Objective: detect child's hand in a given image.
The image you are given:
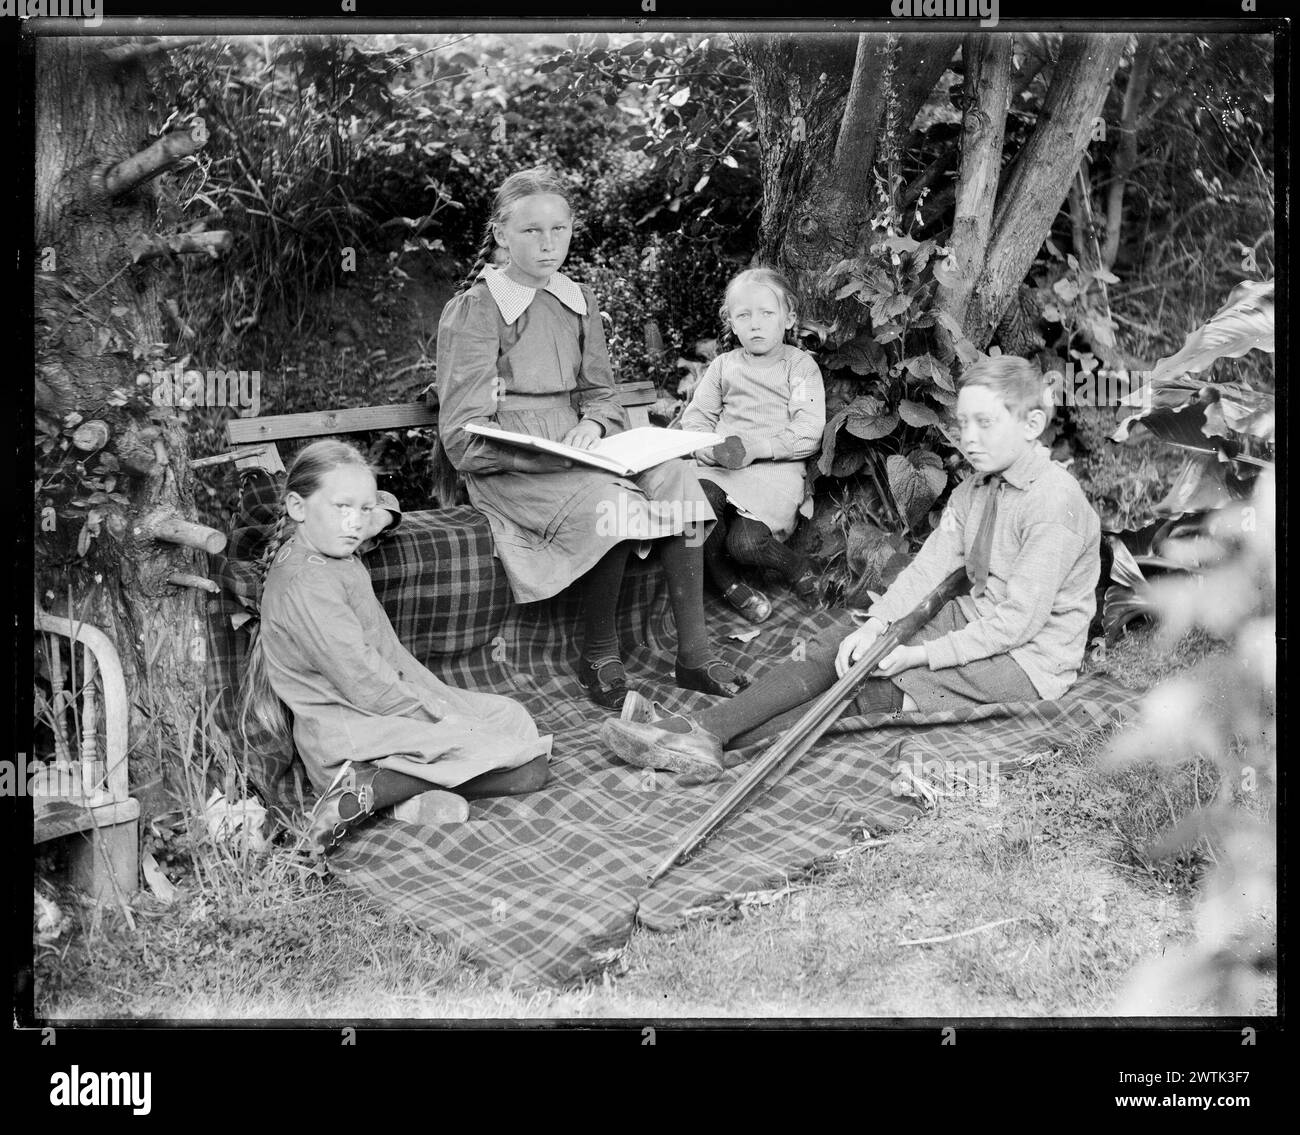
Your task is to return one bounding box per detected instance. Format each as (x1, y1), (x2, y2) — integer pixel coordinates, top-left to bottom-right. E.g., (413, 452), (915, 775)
(562, 420), (603, 450)
(710, 435), (749, 469)
(872, 643), (926, 678)
(835, 618), (887, 678)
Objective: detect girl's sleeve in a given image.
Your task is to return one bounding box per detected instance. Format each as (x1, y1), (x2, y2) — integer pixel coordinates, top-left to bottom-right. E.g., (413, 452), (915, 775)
(574, 285), (626, 437)
(434, 290), (520, 474)
(274, 567), (447, 721)
(746, 354), (827, 462)
(680, 357), (725, 434)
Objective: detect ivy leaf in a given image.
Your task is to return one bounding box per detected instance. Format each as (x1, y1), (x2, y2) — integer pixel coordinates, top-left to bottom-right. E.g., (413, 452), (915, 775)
(669, 86), (691, 107)
(1053, 277), (1080, 303)
(898, 399), (940, 427)
(935, 310), (980, 365)
(825, 334), (887, 376)
(886, 452), (946, 528)
(902, 354), (943, 382)
(845, 395), (898, 441)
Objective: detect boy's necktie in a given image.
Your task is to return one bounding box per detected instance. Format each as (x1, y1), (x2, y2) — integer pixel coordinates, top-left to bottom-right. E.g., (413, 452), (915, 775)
(967, 473), (1003, 598)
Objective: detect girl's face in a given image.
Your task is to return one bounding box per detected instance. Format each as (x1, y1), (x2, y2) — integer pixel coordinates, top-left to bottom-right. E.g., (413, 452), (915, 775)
(286, 465), (378, 559)
(727, 283), (793, 356)
(493, 193), (572, 288)
(955, 384), (1043, 475)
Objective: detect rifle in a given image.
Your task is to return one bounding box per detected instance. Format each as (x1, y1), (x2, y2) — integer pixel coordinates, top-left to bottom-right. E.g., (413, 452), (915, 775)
(646, 566), (970, 887)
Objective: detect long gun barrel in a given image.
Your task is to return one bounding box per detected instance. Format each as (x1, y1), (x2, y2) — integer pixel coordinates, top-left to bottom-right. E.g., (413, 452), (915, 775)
(646, 566), (970, 887)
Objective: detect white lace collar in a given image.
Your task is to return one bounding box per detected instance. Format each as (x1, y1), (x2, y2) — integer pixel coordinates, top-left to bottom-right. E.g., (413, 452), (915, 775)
(479, 265), (588, 324)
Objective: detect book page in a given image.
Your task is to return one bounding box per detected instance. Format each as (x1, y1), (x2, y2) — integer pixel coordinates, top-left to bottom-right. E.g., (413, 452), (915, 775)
(591, 427), (723, 470)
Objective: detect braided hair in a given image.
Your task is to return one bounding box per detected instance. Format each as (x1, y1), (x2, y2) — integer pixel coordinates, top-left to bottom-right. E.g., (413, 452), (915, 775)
(237, 439), (374, 748)
(455, 166), (575, 293)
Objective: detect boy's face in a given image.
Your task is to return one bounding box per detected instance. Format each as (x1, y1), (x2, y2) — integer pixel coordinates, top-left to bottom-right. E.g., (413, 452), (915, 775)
(286, 465), (378, 559)
(956, 384), (1044, 475)
(493, 193), (572, 288)
(727, 283), (793, 356)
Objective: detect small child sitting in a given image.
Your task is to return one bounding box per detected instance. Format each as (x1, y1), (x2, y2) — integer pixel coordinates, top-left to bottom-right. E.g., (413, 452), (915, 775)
(681, 267), (826, 622)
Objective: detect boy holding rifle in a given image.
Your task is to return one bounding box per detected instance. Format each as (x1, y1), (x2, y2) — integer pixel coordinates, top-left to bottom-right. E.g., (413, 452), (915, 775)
(602, 356), (1101, 783)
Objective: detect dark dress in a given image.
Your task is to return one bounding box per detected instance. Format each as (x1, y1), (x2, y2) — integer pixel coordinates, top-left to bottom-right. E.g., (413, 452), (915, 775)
(260, 535), (551, 794)
(435, 267), (714, 603)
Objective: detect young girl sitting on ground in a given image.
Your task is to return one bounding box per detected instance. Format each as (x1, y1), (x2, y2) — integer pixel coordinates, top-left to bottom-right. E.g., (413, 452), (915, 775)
(603, 356), (1101, 782)
(436, 166), (749, 709)
(681, 268), (826, 622)
(240, 440), (552, 856)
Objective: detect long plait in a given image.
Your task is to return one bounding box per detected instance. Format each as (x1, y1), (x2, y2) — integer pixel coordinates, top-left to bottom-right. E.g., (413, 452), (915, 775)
(457, 225), (498, 294)
(237, 504), (293, 750)
(256, 509), (290, 589)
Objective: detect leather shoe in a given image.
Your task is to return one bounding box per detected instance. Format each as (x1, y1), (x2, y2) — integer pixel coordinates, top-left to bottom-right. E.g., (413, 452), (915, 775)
(306, 762), (378, 857)
(574, 655), (629, 710)
(723, 581), (773, 623)
(599, 716), (725, 783)
(675, 659), (751, 697)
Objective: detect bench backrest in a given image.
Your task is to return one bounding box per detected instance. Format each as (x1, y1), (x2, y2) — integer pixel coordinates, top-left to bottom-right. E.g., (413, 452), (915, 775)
(224, 382), (659, 474)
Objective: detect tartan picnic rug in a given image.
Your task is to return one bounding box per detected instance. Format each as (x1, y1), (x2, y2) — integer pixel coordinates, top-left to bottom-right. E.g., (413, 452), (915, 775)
(207, 473), (1144, 987)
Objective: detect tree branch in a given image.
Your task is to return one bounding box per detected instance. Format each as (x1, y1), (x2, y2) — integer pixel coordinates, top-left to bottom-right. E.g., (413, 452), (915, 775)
(833, 34), (891, 193)
(937, 34), (1011, 332)
(101, 37), (206, 64)
(1102, 35), (1152, 269)
(92, 131), (205, 199)
(967, 33), (1126, 346)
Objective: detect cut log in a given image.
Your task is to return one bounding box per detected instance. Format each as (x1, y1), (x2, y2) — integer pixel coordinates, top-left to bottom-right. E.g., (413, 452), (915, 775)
(129, 230), (233, 264)
(136, 510), (226, 555)
(71, 420), (111, 453)
(92, 130), (206, 199)
(167, 573), (220, 594)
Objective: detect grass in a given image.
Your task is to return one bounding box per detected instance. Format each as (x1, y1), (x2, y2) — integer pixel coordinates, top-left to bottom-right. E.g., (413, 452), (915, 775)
(32, 624), (1275, 1021)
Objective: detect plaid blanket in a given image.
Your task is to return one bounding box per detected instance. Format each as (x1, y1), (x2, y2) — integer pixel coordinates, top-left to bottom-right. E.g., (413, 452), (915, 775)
(206, 474), (1143, 986)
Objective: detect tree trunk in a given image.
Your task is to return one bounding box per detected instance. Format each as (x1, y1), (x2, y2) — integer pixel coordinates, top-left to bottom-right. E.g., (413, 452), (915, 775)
(962, 33), (1127, 347)
(35, 38), (213, 816)
(732, 31), (960, 338)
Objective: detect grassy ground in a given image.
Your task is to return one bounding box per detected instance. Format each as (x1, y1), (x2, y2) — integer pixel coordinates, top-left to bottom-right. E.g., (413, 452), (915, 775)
(33, 625), (1275, 1021)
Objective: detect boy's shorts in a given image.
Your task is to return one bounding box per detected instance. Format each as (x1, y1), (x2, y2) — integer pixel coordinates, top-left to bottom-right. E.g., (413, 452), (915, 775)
(807, 599), (1038, 713)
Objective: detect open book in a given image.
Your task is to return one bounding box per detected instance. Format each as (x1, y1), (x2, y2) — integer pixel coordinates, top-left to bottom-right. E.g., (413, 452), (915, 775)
(464, 423), (725, 476)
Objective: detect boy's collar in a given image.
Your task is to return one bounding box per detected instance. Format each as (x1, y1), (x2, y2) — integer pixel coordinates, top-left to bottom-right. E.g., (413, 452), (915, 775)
(479, 265), (587, 324)
(990, 443), (1050, 490)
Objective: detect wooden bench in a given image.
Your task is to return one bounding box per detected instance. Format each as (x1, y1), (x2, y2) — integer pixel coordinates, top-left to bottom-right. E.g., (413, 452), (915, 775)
(216, 382), (659, 475)
(33, 610), (140, 902)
